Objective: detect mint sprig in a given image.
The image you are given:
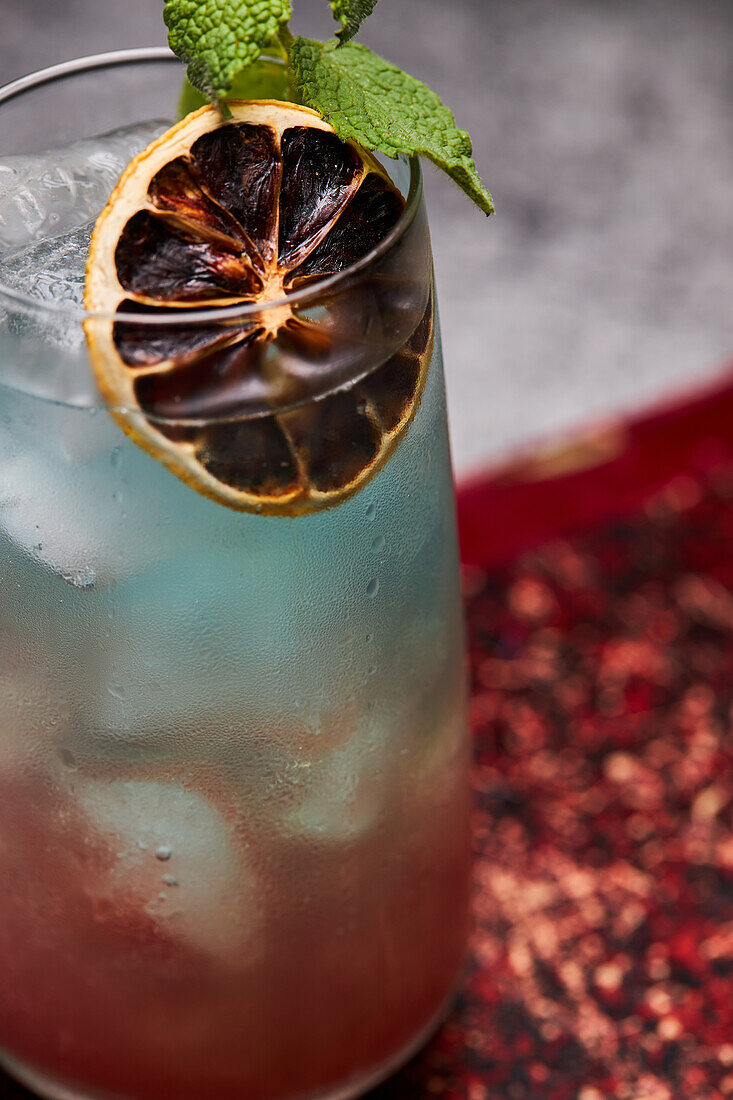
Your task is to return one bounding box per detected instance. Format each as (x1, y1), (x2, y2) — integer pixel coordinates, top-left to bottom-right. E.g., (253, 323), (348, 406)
(164, 0), (493, 215)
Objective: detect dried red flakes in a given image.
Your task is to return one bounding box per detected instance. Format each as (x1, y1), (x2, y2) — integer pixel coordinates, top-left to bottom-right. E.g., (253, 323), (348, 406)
(373, 463), (733, 1100)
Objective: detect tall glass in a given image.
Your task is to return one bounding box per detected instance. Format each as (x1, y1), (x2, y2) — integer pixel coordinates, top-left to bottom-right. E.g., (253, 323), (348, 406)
(0, 51), (470, 1100)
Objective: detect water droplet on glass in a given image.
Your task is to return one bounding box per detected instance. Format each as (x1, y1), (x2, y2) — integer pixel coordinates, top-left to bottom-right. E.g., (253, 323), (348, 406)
(88, 407), (98, 417)
(368, 665), (377, 676)
(107, 681), (125, 700)
(162, 873), (178, 886)
(366, 578), (379, 598)
(366, 503), (376, 520)
(155, 846), (172, 862)
(366, 633), (373, 643)
(371, 534), (385, 551)
(137, 839), (149, 851)
(59, 747), (77, 770)
(110, 447), (122, 468)
(61, 565), (96, 589)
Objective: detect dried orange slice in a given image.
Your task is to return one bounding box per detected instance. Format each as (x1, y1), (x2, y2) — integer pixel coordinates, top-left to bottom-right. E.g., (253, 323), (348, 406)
(84, 101), (433, 515)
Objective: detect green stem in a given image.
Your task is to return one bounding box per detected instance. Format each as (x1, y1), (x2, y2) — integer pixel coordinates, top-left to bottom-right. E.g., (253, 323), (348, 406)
(277, 25), (295, 56)
(276, 25), (300, 103)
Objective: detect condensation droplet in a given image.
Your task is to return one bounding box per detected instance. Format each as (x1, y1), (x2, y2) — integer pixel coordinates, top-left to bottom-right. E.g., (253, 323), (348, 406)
(155, 846), (172, 862)
(366, 503), (376, 520)
(366, 578), (379, 598)
(366, 633), (373, 643)
(110, 448), (122, 468)
(368, 665), (377, 676)
(371, 534), (385, 551)
(162, 873), (178, 887)
(61, 565), (96, 589)
(107, 681), (125, 700)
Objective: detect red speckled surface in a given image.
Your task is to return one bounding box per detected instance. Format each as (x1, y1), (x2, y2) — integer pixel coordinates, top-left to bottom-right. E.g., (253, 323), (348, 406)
(3, 377), (733, 1100)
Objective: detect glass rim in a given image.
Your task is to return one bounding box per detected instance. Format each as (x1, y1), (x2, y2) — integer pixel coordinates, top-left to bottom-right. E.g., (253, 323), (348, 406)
(0, 47), (424, 326)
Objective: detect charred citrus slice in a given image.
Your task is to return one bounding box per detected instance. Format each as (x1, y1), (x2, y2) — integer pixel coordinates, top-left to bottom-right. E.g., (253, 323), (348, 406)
(84, 101), (432, 515)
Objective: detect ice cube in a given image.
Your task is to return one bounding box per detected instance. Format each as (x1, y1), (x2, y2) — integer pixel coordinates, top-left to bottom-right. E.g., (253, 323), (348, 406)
(76, 778), (263, 961)
(0, 120), (170, 249)
(0, 221), (92, 308)
(0, 394), (184, 584)
(0, 222), (94, 351)
(278, 715), (390, 843)
(0, 120), (170, 360)
(0, 422), (119, 582)
(0, 649), (65, 775)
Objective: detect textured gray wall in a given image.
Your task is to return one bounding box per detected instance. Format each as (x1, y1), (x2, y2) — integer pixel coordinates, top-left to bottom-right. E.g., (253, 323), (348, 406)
(2, 0), (732, 474)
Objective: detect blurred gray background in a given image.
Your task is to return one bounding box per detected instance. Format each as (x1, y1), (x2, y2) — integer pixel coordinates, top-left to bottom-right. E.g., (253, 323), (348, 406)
(2, 0), (732, 475)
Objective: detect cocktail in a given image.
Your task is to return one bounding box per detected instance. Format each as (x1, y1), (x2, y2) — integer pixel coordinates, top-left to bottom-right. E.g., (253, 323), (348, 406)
(0, 7), (490, 1097)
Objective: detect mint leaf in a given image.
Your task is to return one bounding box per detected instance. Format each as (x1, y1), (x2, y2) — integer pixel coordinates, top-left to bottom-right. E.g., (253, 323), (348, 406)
(331, 0), (379, 45)
(164, 0), (292, 102)
(290, 39), (493, 215)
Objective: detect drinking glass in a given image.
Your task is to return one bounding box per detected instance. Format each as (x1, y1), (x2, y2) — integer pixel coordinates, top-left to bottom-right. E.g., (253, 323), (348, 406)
(0, 50), (471, 1100)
